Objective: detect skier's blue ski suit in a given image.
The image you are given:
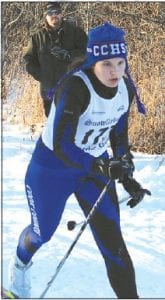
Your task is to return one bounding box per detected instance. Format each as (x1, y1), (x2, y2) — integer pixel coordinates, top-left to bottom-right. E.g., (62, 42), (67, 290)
(17, 70), (138, 298)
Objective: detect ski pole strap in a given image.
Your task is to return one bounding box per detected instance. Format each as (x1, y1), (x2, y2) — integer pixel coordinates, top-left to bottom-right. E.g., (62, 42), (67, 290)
(39, 178), (112, 298)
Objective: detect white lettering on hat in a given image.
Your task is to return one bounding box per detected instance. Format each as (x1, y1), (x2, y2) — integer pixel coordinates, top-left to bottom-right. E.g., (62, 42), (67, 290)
(101, 45), (108, 55)
(92, 43), (127, 57)
(110, 43), (120, 54)
(121, 43), (127, 53)
(93, 45), (100, 56)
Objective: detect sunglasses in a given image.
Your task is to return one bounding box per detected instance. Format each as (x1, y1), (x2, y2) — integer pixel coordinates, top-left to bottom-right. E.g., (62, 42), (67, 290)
(47, 9), (62, 16)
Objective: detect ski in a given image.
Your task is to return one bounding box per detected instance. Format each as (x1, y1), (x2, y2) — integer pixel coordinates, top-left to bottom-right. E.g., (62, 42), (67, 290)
(1, 287), (19, 299)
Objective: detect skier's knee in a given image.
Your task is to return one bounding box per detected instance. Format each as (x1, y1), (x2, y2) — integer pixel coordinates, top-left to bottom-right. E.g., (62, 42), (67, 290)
(17, 226), (44, 263)
(17, 225), (54, 260)
(22, 226), (44, 253)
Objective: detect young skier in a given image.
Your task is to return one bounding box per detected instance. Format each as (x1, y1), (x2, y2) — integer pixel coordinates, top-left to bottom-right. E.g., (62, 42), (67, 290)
(8, 22), (150, 298)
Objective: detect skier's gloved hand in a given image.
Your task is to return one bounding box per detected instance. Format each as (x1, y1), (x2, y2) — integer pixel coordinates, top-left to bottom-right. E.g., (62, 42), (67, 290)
(119, 150), (135, 178)
(51, 46), (70, 62)
(121, 176), (151, 208)
(92, 157), (133, 180)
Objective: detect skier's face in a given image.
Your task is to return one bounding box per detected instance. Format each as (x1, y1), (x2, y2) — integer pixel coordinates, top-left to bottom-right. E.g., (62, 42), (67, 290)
(46, 10), (62, 29)
(93, 57), (126, 88)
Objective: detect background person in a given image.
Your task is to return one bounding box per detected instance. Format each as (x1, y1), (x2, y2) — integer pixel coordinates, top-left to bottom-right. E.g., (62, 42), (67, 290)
(23, 2), (87, 117)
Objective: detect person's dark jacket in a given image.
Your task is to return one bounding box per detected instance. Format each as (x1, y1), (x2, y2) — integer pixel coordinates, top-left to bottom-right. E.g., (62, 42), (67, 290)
(23, 20), (87, 91)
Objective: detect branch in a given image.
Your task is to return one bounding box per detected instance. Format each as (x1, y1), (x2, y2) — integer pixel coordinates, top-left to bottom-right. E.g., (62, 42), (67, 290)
(5, 9), (24, 29)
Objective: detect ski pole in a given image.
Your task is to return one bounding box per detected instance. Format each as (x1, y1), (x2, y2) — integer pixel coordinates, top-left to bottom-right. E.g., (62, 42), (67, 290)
(39, 178), (112, 298)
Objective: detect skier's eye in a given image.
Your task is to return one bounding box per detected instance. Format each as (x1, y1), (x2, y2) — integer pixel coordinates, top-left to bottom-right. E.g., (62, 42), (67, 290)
(118, 59), (125, 66)
(102, 61), (111, 67)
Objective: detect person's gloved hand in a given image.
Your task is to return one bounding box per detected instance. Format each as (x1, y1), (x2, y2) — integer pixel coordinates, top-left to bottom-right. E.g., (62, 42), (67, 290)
(120, 151), (135, 178)
(51, 46), (70, 62)
(122, 176), (151, 208)
(92, 157), (133, 180)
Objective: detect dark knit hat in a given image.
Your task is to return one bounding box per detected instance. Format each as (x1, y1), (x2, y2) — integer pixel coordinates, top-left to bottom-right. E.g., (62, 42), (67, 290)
(46, 2), (62, 15)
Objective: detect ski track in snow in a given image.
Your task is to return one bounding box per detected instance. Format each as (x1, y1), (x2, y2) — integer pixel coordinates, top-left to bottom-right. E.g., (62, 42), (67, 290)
(2, 122), (165, 299)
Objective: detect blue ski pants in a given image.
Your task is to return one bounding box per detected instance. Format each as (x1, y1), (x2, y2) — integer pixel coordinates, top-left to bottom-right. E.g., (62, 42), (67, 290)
(17, 138), (138, 298)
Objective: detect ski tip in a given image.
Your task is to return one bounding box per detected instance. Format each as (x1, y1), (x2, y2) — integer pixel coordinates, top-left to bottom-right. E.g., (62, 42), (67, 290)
(1, 288), (19, 299)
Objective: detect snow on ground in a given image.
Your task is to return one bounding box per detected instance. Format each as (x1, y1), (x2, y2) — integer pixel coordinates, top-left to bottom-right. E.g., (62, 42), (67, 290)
(2, 121), (165, 299)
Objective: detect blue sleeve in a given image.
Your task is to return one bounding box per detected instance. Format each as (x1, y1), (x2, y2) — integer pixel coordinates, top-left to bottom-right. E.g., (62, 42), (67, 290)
(53, 80), (95, 173)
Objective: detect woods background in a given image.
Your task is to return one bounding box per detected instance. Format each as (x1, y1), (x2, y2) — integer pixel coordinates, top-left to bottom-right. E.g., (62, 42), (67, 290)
(1, 1), (165, 154)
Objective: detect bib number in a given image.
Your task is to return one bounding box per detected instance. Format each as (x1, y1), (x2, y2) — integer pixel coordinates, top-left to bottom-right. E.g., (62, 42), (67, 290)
(82, 127), (109, 145)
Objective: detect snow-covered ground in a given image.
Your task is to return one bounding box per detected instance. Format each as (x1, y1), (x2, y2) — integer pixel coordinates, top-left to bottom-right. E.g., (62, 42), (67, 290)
(2, 121), (165, 299)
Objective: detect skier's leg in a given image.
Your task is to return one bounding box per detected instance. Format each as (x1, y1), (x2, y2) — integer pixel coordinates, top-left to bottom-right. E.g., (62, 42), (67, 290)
(9, 142), (79, 297)
(17, 159), (77, 264)
(9, 161), (69, 297)
(75, 176), (138, 299)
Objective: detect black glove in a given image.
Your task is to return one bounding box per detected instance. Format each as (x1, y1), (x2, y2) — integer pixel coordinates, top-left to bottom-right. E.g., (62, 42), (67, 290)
(50, 46), (70, 62)
(92, 157), (133, 180)
(122, 176), (151, 208)
(119, 151), (135, 178)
